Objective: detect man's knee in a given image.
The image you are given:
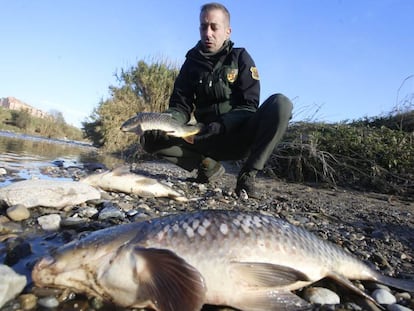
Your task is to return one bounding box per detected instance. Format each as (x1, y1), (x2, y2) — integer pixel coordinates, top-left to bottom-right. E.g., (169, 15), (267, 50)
(261, 93), (293, 119)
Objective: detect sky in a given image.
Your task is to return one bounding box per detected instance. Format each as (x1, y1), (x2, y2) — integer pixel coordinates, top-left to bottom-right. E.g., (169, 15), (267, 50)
(1, 0), (413, 128)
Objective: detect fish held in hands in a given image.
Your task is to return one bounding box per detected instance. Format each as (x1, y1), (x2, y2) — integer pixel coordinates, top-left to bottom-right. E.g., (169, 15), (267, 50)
(80, 166), (187, 202)
(32, 210), (414, 311)
(120, 112), (202, 144)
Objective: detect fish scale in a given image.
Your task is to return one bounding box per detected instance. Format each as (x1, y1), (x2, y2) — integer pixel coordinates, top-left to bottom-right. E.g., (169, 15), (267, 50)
(32, 210), (414, 311)
(137, 211), (353, 271)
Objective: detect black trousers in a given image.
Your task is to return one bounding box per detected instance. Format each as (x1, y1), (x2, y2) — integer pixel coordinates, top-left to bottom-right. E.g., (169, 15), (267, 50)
(141, 93), (293, 172)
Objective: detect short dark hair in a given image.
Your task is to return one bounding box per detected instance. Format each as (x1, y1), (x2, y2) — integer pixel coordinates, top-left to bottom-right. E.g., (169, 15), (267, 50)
(200, 3), (230, 25)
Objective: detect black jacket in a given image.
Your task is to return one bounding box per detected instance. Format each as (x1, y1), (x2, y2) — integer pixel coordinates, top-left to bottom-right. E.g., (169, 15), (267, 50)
(167, 40), (260, 133)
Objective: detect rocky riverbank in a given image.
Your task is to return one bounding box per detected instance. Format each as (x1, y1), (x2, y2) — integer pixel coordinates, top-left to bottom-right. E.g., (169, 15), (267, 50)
(0, 159), (413, 310)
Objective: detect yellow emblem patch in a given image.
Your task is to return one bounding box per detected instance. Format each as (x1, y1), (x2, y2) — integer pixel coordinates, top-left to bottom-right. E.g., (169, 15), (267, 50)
(250, 66), (259, 80)
(227, 69), (238, 83)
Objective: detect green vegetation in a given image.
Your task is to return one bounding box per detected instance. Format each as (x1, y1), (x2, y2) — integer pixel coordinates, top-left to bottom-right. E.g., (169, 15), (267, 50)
(0, 107), (84, 141)
(82, 58), (179, 152)
(83, 59), (413, 196)
(268, 110), (413, 196)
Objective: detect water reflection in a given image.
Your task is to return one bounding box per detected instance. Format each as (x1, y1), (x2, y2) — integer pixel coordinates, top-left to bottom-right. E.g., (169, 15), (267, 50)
(0, 131), (123, 185)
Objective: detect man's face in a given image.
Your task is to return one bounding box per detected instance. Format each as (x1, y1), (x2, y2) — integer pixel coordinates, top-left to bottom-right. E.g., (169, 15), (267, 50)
(199, 9), (231, 53)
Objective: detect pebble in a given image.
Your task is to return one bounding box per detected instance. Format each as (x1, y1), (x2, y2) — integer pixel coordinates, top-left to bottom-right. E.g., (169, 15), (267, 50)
(60, 216), (88, 228)
(98, 206), (125, 220)
(132, 212), (151, 221)
(37, 296), (59, 308)
(37, 214), (62, 231)
(0, 222), (22, 235)
(118, 201), (134, 211)
(90, 297), (105, 309)
(18, 294), (37, 310)
(197, 184), (207, 192)
(372, 288), (397, 305)
(77, 206), (99, 218)
(344, 302), (363, 311)
(396, 292), (412, 302)
(57, 288), (76, 302)
(303, 287), (340, 305)
(0, 167), (7, 175)
(6, 205), (31, 221)
(387, 304), (413, 311)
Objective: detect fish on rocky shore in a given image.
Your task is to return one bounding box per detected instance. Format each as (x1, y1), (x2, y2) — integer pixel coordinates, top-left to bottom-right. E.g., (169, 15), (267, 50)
(32, 210), (414, 311)
(80, 167), (188, 202)
(120, 112), (202, 144)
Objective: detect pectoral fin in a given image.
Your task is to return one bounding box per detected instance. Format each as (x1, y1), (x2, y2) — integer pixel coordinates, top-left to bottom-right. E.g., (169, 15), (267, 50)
(230, 262), (311, 287)
(132, 247), (206, 311)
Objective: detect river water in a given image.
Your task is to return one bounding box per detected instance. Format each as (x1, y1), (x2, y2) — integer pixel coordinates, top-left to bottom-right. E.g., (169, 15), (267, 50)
(0, 130), (122, 186)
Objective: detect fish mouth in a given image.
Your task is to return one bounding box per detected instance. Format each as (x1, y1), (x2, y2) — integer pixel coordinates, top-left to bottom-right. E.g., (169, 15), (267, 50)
(32, 256), (57, 286)
(120, 123), (143, 135)
(32, 255), (104, 298)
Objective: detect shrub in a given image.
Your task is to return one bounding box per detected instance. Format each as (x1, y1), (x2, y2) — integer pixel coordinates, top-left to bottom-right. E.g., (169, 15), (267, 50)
(268, 114), (414, 196)
(12, 109), (32, 129)
(83, 58), (179, 151)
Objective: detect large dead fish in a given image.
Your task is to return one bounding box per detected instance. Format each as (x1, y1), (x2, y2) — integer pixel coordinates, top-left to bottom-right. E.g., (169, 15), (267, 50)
(80, 167), (187, 202)
(120, 112), (202, 144)
(32, 210), (414, 311)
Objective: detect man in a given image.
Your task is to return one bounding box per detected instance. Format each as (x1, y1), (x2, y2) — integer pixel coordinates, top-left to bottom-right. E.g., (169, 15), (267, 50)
(141, 2), (292, 198)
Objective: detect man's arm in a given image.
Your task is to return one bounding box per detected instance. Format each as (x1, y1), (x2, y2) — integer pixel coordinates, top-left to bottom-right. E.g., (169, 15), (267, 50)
(221, 49), (260, 132)
(165, 60), (194, 125)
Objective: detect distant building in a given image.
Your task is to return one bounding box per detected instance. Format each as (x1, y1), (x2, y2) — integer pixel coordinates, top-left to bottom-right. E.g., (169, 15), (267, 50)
(0, 97), (50, 119)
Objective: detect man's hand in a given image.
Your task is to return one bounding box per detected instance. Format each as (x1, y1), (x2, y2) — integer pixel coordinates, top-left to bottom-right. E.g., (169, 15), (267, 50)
(193, 122), (224, 142)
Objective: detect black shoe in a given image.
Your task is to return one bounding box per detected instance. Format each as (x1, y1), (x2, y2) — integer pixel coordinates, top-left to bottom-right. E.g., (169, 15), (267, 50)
(236, 169), (259, 199)
(193, 157), (225, 183)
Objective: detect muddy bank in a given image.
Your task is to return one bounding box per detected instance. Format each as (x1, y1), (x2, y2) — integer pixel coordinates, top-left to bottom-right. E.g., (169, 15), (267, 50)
(0, 159), (413, 310)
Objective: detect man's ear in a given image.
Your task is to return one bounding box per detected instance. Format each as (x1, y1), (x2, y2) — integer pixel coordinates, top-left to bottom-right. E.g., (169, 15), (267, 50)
(226, 27), (232, 39)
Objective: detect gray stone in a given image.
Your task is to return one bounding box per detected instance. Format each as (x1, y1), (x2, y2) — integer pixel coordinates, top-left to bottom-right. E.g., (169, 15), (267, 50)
(18, 293), (37, 310)
(6, 205), (30, 221)
(0, 179), (101, 209)
(373, 288), (397, 305)
(38, 214), (61, 231)
(60, 217), (88, 228)
(37, 296), (59, 308)
(0, 264), (27, 308)
(98, 206), (125, 220)
(77, 206), (99, 218)
(303, 287), (340, 305)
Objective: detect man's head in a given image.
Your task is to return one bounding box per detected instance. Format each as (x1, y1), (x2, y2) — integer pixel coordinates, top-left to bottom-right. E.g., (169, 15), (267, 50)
(199, 3), (231, 53)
